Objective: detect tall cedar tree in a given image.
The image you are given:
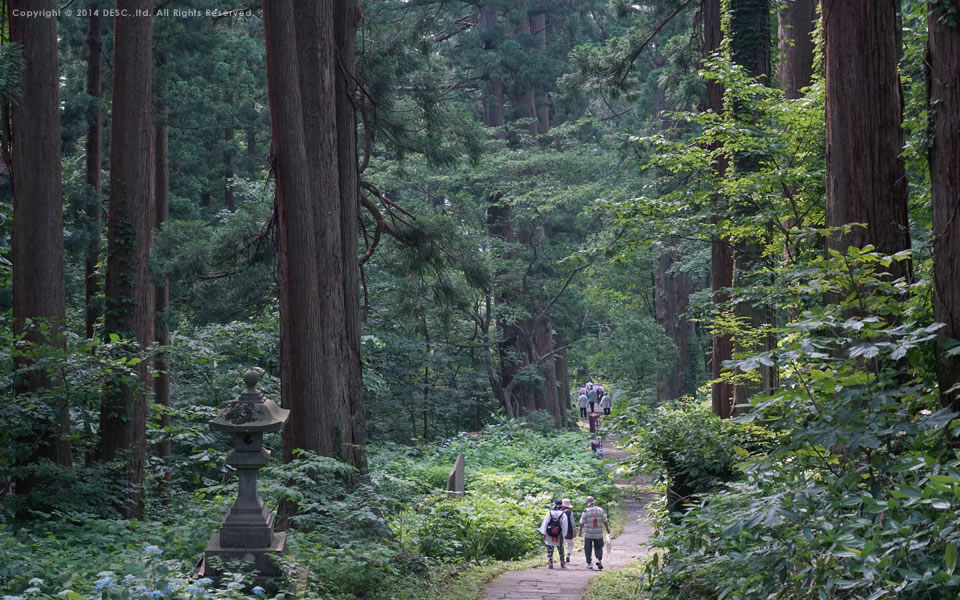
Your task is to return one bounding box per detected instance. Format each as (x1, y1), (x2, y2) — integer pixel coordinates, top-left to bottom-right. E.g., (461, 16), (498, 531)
(261, 0), (331, 463)
(823, 0), (911, 279)
(930, 2), (960, 411)
(728, 0), (772, 416)
(261, 0), (367, 473)
(153, 49), (171, 495)
(334, 0), (368, 471)
(291, 0), (343, 459)
(703, 0), (734, 418)
(510, 0), (538, 137)
(10, 0), (72, 489)
(777, 0), (817, 99)
(100, 0), (154, 520)
(655, 246), (695, 403)
(84, 5), (103, 339)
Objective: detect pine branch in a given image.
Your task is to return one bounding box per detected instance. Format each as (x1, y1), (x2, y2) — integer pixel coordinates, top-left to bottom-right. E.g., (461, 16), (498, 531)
(610, 0), (695, 86)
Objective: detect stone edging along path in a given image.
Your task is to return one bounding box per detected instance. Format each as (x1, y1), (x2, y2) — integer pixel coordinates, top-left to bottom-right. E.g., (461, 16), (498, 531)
(480, 435), (655, 600)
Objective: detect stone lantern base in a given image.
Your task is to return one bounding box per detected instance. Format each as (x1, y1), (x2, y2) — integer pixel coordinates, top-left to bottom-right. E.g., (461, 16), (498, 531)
(203, 532), (287, 579)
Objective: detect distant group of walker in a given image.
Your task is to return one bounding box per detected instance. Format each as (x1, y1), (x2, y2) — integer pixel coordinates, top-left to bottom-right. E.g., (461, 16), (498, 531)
(577, 381), (611, 418)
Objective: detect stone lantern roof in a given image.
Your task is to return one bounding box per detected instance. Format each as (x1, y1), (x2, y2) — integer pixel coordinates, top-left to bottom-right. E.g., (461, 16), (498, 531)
(209, 370), (289, 433)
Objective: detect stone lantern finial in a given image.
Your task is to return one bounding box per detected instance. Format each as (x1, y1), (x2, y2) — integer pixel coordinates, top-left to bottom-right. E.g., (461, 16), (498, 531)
(243, 369), (259, 392)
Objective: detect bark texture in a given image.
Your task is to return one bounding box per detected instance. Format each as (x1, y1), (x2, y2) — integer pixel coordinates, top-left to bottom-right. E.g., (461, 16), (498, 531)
(535, 319), (561, 428)
(777, 0), (818, 98)
(704, 0), (734, 418)
(293, 0), (345, 460)
(555, 347), (570, 427)
(930, 2), (960, 411)
(84, 4), (102, 340)
(100, 0), (154, 519)
(823, 0), (911, 280)
(262, 0), (330, 461)
(334, 0), (368, 471)
(154, 49), (171, 495)
(10, 0), (71, 477)
(530, 11), (550, 134)
(480, 2), (504, 129)
(655, 247), (695, 403)
(510, 0), (538, 137)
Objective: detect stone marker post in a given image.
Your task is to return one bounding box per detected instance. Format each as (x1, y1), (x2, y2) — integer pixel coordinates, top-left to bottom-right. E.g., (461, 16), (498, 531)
(446, 453), (465, 496)
(203, 370), (290, 579)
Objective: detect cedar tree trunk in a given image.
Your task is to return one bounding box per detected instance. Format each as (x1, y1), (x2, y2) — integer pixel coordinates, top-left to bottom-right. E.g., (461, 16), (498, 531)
(777, 0), (817, 98)
(100, 0), (155, 519)
(930, 1), (960, 411)
(10, 0), (71, 483)
(704, 0), (734, 417)
(823, 0), (911, 280)
(153, 49), (171, 495)
(261, 0), (330, 463)
(84, 4), (102, 339)
(334, 0), (368, 471)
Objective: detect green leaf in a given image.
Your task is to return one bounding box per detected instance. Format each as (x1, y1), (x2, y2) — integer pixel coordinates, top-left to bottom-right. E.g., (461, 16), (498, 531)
(946, 542), (957, 576)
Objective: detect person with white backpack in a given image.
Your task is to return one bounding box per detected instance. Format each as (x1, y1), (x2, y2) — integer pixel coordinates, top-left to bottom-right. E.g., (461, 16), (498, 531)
(539, 499), (570, 569)
(585, 383), (598, 413)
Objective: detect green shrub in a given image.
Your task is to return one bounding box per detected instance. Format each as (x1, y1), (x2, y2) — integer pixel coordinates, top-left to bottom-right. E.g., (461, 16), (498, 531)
(396, 493), (543, 563)
(521, 410), (560, 436)
(619, 398), (778, 513)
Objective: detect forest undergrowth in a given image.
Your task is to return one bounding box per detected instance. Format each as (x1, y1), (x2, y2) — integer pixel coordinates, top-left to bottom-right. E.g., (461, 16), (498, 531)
(0, 419), (615, 600)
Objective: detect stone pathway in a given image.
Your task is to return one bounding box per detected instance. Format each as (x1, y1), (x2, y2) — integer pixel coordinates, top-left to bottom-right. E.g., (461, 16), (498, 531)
(480, 434), (655, 600)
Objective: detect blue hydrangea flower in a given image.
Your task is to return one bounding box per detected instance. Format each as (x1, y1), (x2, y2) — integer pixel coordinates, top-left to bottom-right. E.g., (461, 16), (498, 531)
(27, 579), (43, 587)
(148, 590), (165, 599)
(144, 545), (163, 557)
(251, 586), (266, 596)
(95, 576), (114, 590)
(225, 582), (241, 590)
(196, 578), (213, 587)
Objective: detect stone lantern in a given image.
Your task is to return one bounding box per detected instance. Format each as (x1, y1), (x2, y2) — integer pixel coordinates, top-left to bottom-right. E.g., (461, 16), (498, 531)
(203, 369), (289, 578)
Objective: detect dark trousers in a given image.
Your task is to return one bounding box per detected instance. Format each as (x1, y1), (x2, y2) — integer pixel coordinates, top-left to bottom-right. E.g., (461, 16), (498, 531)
(580, 406), (587, 418)
(584, 537), (604, 564)
(589, 402), (595, 413)
(546, 543), (565, 564)
(604, 408), (610, 415)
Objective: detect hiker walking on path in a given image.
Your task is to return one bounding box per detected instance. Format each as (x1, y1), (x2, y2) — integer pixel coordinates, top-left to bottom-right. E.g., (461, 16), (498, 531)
(578, 495), (611, 570)
(600, 391), (611, 415)
(578, 390), (588, 418)
(561, 498), (576, 564)
(539, 500), (570, 569)
(586, 383), (598, 413)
